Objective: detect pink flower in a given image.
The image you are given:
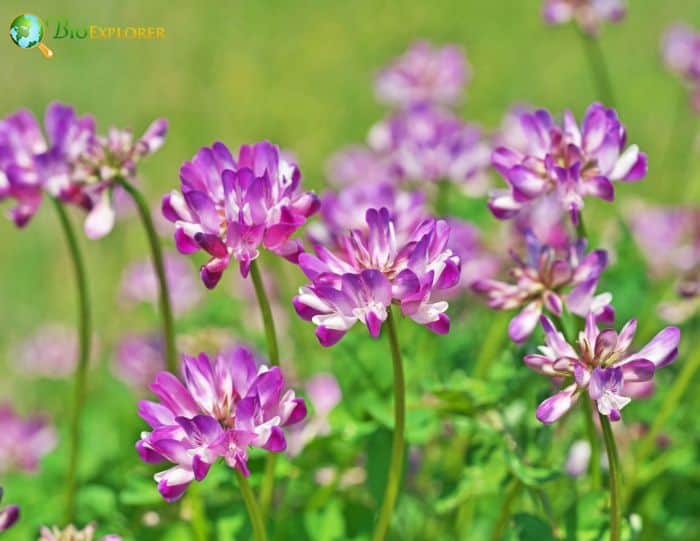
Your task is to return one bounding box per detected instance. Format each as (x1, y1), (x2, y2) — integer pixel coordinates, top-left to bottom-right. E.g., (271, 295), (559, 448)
(136, 346), (306, 501)
(473, 233), (613, 343)
(162, 141), (319, 288)
(0, 404), (57, 474)
(543, 0), (626, 35)
(375, 41), (470, 107)
(38, 524), (121, 541)
(287, 373), (341, 456)
(294, 208), (460, 345)
(527, 314), (680, 423)
(113, 334), (166, 391)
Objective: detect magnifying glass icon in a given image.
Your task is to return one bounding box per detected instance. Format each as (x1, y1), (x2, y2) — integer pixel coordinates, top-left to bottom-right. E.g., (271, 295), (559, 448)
(9, 14), (54, 59)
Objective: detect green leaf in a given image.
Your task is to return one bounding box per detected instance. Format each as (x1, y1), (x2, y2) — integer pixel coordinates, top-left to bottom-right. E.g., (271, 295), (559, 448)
(428, 371), (506, 416)
(512, 513), (556, 541)
(505, 449), (560, 487)
(304, 501), (346, 541)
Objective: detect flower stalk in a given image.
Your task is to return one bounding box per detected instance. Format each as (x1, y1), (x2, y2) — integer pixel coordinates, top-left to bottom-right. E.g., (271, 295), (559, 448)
(599, 413), (622, 541)
(117, 178), (177, 373)
(579, 30), (616, 107)
(53, 198), (91, 522)
(236, 470), (269, 541)
(372, 306), (406, 541)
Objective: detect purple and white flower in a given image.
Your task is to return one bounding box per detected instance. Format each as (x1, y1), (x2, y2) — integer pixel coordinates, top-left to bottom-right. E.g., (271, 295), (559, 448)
(473, 233), (613, 343)
(526, 314), (680, 423)
(543, 0), (626, 35)
(489, 103), (647, 223)
(375, 41), (470, 108)
(325, 146), (399, 186)
(136, 346), (306, 501)
(294, 207), (460, 345)
(444, 218), (500, 294)
(162, 141), (319, 288)
(369, 104), (491, 195)
(0, 404), (57, 474)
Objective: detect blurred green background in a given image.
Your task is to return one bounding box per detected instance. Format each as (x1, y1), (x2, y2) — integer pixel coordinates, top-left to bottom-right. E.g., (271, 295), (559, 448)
(1, 1), (699, 540)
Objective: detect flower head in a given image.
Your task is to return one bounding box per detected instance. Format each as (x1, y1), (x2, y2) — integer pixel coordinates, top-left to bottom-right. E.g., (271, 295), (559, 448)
(526, 314), (680, 423)
(136, 346), (306, 501)
(294, 207), (460, 345)
(662, 23), (700, 82)
(543, 0), (626, 34)
(0, 103), (95, 227)
(490, 103), (647, 223)
(325, 146), (399, 186)
(444, 218), (500, 293)
(0, 488), (19, 533)
(0, 404), (57, 474)
(162, 141), (319, 287)
(11, 324), (79, 378)
(375, 41), (469, 107)
(120, 252), (202, 316)
(38, 524), (121, 541)
(473, 233), (613, 343)
(369, 104), (491, 195)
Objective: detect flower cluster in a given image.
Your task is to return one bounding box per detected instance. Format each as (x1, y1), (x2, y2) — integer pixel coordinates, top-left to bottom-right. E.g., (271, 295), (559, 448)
(662, 23), (700, 112)
(374, 40), (470, 108)
(136, 346), (306, 501)
(0, 488), (19, 533)
(294, 207), (460, 345)
(113, 334), (166, 390)
(12, 324), (80, 378)
(369, 104), (491, 194)
(489, 103), (647, 223)
(0, 404), (57, 474)
(473, 233), (612, 342)
(542, 0), (626, 34)
(162, 141), (319, 287)
(0, 102), (166, 238)
(527, 314), (679, 423)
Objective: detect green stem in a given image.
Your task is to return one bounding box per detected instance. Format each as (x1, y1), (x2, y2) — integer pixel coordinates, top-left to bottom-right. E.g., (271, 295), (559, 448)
(474, 311), (510, 378)
(118, 179), (177, 373)
(53, 199), (91, 523)
(489, 479), (522, 541)
(249, 259), (281, 517)
(249, 259), (280, 365)
(372, 306), (406, 541)
(435, 180), (450, 217)
(599, 414), (622, 541)
(636, 340), (700, 464)
(235, 470), (269, 541)
(581, 395), (602, 490)
(578, 30), (615, 107)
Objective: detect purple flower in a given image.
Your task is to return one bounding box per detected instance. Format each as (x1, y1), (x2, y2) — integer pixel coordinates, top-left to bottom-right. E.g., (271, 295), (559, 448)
(0, 103), (95, 228)
(136, 346), (306, 501)
(0, 488), (19, 533)
(543, 0), (626, 35)
(662, 23), (700, 82)
(0, 404), (57, 474)
(39, 525), (121, 541)
(369, 104), (491, 195)
(473, 233), (613, 343)
(287, 373), (342, 457)
(375, 41), (470, 108)
(627, 203), (700, 278)
(310, 182), (427, 246)
(658, 271), (700, 324)
(526, 314), (680, 423)
(114, 334), (166, 391)
(0, 102), (167, 238)
(489, 103), (647, 223)
(325, 146), (400, 186)
(294, 207), (460, 345)
(119, 252), (202, 316)
(162, 141), (319, 288)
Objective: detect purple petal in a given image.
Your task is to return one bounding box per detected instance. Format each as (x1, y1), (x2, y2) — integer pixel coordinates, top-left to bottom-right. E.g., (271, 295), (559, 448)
(536, 385), (578, 424)
(625, 326), (681, 368)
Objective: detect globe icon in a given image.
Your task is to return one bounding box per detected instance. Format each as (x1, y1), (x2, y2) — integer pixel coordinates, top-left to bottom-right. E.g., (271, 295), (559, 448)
(9, 13), (53, 58)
